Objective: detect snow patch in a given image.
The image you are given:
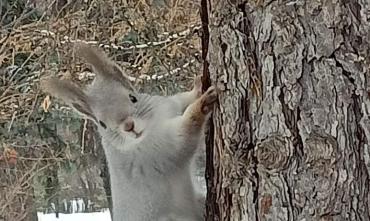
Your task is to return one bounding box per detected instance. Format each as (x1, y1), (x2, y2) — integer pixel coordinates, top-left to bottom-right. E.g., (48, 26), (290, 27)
(37, 209), (111, 221)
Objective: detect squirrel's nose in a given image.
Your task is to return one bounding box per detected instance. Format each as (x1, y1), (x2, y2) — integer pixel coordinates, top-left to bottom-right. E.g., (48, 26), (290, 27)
(123, 117), (135, 132)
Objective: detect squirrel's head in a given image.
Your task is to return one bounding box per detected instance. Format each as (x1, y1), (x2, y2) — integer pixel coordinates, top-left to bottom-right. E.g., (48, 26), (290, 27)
(41, 43), (149, 141)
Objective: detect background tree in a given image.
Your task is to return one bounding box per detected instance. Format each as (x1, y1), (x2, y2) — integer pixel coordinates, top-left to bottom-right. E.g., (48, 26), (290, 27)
(202, 0), (370, 220)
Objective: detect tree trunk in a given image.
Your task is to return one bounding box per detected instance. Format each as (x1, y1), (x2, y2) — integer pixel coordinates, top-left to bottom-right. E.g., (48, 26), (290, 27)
(81, 120), (113, 216)
(203, 0), (370, 220)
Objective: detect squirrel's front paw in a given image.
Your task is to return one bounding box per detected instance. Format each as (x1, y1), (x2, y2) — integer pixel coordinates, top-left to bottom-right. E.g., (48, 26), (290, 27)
(201, 86), (218, 114)
(193, 75), (203, 98)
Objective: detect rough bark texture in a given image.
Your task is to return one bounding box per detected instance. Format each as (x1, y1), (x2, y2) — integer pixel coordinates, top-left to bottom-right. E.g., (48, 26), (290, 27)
(81, 121), (113, 216)
(204, 0), (370, 220)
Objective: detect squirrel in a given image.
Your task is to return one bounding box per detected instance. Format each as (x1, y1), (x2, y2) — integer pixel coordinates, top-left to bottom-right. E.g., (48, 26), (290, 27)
(41, 43), (217, 221)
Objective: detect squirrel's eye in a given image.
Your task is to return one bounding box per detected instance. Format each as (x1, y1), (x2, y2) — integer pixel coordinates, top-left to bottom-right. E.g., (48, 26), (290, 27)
(129, 94), (138, 103)
(99, 120), (107, 129)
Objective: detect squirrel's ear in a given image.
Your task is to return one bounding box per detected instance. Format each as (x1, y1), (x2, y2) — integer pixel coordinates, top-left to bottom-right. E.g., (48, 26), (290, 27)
(40, 77), (98, 124)
(74, 42), (136, 91)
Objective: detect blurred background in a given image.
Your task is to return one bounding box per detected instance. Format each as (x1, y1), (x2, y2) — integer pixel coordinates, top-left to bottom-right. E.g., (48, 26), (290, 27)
(0, 0), (203, 220)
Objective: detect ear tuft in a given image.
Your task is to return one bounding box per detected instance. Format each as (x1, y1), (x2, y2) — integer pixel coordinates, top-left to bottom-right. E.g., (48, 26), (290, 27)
(74, 43), (136, 91)
(40, 77), (61, 96)
(40, 76), (98, 124)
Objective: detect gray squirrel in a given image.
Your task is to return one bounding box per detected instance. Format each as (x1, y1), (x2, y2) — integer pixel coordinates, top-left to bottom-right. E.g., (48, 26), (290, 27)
(41, 43), (217, 221)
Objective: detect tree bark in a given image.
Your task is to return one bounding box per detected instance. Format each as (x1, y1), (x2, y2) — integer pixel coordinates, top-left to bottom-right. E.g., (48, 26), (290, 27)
(203, 0), (370, 220)
(81, 121), (113, 216)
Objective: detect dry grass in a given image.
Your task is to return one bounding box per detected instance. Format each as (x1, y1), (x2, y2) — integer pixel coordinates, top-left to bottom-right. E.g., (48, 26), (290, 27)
(0, 0), (201, 220)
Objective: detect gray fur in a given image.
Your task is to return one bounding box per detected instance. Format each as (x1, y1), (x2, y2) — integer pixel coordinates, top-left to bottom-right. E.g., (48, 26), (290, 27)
(41, 43), (209, 221)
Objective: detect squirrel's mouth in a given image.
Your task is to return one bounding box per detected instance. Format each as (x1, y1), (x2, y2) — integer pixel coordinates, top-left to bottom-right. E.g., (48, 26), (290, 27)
(132, 130), (143, 138)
